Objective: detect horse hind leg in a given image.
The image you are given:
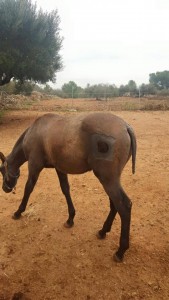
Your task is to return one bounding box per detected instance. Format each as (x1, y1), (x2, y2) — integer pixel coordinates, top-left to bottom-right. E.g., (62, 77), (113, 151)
(106, 185), (132, 262)
(97, 199), (117, 239)
(94, 170), (132, 262)
(113, 187), (132, 262)
(56, 170), (75, 228)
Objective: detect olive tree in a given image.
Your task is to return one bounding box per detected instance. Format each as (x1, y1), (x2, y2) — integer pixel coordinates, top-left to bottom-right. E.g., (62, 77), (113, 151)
(0, 0), (63, 86)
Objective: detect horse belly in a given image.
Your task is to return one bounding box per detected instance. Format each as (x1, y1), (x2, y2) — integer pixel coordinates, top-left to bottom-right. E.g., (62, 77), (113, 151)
(50, 136), (91, 174)
(55, 154), (91, 174)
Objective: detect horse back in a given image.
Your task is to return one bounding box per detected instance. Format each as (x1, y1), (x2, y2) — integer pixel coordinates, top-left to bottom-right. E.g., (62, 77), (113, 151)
(22, 113), (133, 175)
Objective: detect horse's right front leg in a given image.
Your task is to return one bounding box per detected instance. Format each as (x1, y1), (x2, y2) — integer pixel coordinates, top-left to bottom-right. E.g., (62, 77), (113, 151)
(13, 168), (41, 219)
(56, 170), (75, 228)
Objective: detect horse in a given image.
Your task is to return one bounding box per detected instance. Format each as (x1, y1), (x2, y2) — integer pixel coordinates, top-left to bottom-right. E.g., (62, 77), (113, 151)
(0, 112), (136, 262)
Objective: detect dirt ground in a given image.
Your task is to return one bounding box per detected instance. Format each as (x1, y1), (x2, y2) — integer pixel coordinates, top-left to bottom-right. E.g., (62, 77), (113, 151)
(0, 99), (169, 300)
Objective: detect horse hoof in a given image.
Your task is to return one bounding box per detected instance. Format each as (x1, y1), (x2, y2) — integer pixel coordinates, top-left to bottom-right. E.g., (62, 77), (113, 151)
(113, 253), (123, 263)
(64, 221), (74, 228)
(12, 213), (21, 220)
(96, 231), (106, 239)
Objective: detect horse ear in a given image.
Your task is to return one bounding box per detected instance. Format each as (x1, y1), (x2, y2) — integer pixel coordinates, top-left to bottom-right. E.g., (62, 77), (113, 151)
(0, 152), (6, 163)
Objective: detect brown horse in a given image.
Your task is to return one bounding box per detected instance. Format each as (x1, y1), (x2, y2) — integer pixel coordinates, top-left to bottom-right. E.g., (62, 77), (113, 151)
(0, 112), (136, 262)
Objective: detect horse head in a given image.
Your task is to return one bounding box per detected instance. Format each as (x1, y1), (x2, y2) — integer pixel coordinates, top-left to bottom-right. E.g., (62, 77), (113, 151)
(0, 152), (20, 193)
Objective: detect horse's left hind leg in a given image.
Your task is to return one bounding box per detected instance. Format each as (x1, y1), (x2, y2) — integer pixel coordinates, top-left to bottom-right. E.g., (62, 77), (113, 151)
(105, 185), (132, 262)
(97, 199), (117, 239)
(113, 187), (132, 262)
(56, 170), (75, 228)
(96, 172), (132, 262)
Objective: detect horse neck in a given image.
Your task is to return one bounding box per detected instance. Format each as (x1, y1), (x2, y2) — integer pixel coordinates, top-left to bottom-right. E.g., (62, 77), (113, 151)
(7, 129), (28, 173)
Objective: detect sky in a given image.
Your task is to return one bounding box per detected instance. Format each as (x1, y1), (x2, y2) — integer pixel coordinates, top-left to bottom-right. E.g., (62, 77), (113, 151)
(35, 0), (169, 88)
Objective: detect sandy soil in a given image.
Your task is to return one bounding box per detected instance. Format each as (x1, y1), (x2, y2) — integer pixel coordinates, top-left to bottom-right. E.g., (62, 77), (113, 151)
(0, 99), (169, 300)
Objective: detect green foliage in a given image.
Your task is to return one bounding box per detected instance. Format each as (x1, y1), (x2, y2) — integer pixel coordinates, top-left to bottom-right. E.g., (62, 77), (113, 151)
(14, 80), (35, 95)
(32, 71), (169, 99)
(0, 0), (63, 85)
(53, 89), (67, 98)
(119, 84), (129, 96)
(62, 81), (83, 98)
(58, 82), (119, 99)
(84, 83), (119, 98)
(149, 71), (169, 89)
(156, 88), (169, 96)
(33, 83), (44, 93)
(43, 84), (54, 94)
(119, 81), (138, 96)
(139, 83), (157, 96)
(128, 80), (137, 95)
(0, 80), (16, 94)
(0, 79), (35, 95)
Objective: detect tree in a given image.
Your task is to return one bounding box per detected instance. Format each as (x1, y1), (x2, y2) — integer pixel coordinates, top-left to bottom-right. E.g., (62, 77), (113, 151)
(127, 80), (137, 95)
(14, 80), (35, 95)
(106, 84), (119, 97)
(119, 84), (129, 96)
(0, 0), (63, 86)
(43, 84), (54, 94)
(84, 83), (118, 99)
(62, 81), (81, 98)
(149, 71), (169, 89)
(139, 83), (157, 96)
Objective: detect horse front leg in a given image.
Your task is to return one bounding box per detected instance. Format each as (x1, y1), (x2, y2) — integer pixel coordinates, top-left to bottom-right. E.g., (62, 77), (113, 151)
(56, 170), (75, 228)
(13, 166), (41, 219)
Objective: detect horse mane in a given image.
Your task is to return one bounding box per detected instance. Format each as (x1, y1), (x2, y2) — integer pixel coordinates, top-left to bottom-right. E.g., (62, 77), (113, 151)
(11, 127), (30, 151)
(7, 127), (30, 165)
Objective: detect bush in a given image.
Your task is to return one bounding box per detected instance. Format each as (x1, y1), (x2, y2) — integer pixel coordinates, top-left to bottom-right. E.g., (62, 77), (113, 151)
(157, 89), (169, 96)
(0, 81), (16, 94)
(14, 81), (35, 95)
(54, 89), (69, 98)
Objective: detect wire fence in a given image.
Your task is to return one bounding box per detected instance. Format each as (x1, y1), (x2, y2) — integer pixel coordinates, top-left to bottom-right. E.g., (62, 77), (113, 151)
(51, 97), (169, 112)
(1, 91), (169, 112)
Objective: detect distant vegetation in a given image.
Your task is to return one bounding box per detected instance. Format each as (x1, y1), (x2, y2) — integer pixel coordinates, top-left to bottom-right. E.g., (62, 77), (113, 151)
(0, 1), (169, 100)
(53, 71), (169, 98)
(27, 71), (169, 98)
(1, 71), (169, 99)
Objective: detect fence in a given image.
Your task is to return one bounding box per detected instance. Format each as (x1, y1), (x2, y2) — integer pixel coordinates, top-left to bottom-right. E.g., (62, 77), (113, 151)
(0, 92), (169, 112)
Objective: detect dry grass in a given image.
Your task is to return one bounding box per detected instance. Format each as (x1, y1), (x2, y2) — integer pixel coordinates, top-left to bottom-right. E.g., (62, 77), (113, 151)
(98, 97), (169, 111)
(1, 94), (169, 112)
(35, 97), (169, 112)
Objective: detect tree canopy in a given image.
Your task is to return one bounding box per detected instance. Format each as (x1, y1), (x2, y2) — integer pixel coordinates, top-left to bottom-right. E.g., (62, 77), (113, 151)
(62, 81), (83, 98)
(0, 0), (63, 86)
(149, 71), (169, 89)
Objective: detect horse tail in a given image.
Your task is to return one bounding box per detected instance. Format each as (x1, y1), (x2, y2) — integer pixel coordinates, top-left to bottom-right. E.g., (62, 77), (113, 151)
(127, 125), (137, 174)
